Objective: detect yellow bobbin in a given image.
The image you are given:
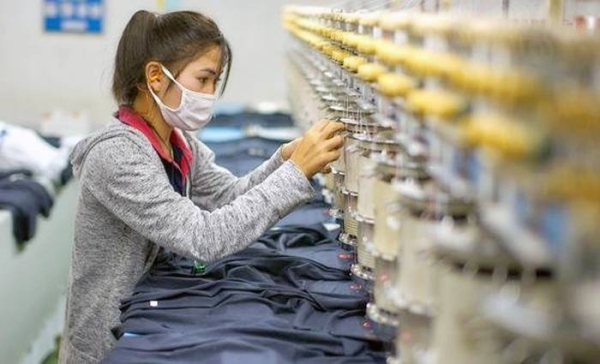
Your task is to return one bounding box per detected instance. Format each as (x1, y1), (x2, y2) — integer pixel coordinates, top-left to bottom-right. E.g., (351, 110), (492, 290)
(377, 73), (416, 98)
(357, 63), (387, 82)
(343, 56), (368, 72)
(406, 90), (466, 119)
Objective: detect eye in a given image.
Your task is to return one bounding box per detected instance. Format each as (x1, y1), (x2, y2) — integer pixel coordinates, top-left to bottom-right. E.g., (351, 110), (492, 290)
(197, 77), (208, 85)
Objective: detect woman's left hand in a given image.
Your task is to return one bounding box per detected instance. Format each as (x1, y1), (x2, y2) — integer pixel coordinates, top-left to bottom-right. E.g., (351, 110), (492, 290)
(281, 137), (302, 161)
(282, 136), (334, 174)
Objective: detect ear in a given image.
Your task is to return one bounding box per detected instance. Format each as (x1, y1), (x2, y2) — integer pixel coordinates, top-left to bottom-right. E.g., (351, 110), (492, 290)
(145, 61), (164, 93)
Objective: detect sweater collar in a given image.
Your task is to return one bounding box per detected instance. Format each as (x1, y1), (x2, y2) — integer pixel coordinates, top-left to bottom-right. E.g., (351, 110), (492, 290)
(115, 105), (192, 179)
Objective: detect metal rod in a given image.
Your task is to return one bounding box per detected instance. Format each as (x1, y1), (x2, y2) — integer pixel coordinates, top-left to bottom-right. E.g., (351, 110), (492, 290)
(441, 0), (453, 11)
(549, 0), (564, 25)
(502, 0), (510, 17)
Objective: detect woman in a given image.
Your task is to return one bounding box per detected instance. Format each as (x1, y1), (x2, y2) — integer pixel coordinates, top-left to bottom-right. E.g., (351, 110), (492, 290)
(59, 10), (344, 363)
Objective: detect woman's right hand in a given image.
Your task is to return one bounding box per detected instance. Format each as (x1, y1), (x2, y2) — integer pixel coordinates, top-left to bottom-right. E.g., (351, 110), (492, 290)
(290, 120), (345, 178)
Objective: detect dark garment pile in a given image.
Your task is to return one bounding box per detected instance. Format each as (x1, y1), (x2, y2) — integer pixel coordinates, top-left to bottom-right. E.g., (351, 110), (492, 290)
(104, 223), (385, 364)
(0, 170), (54, 244)
(0, 129), (75, 244)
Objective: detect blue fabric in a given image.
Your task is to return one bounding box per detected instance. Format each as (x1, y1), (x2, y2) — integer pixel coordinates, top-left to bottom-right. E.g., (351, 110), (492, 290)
(199, 127), (246, 143)
(0, 169), (32, 180)
(105, 327), (381, 364)
(212, 101), (247, 116)
(199, 111), (294, 144)
(276, 203), (331, 227)
(104, 224), (383, 364)
(209, 112), (294, 129)
(203, 137), (283, 176)
(203, 137), (326, 205)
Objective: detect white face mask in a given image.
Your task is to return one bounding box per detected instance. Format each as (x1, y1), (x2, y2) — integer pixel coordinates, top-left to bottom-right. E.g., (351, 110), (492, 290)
(148, 65), (216, 131)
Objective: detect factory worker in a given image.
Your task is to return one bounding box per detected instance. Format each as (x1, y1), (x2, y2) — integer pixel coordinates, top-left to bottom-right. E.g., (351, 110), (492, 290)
(59, 10), (344, 363)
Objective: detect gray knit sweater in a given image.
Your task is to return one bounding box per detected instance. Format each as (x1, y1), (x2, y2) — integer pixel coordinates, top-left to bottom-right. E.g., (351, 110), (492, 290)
(59, 120), (314, 363)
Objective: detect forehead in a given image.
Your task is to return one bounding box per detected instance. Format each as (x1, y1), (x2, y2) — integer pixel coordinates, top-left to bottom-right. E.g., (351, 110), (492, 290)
(185, 45), (222, 71)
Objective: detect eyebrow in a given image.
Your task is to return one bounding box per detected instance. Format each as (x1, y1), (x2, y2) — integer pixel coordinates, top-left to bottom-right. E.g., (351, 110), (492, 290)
(199, 68), (218, 76)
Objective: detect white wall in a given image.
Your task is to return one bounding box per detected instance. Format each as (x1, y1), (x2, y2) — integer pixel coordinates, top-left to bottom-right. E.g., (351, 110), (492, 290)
(0, 182), (78, 364)
(0, 0), (327, 129)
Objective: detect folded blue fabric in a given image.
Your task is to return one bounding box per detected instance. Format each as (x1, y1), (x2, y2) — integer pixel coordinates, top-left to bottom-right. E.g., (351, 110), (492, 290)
(107, 224), (385, 364)
(198, 127), (245, 143)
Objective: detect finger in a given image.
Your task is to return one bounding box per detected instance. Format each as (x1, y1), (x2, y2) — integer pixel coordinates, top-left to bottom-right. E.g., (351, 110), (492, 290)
(320, 166), (332, 174)
(289, 137), (302, 147)
(313, 119), (332, 132)
(324, 149), (342, 164)
(321, 121), (346, 138)
(323, 134), (344, 151)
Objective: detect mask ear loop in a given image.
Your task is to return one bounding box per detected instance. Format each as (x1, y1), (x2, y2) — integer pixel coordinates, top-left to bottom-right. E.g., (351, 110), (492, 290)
(135, 86), (163, 126)
(159, 65), (179, 86)
(162, 64), (217, 102)
(149, 65), (191, 113)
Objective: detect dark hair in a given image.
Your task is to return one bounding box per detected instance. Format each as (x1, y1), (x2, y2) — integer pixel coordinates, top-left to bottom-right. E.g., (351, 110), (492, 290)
(112, 10), (232, 105)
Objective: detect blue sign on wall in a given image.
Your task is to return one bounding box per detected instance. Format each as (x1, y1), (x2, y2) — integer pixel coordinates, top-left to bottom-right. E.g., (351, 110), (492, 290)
(44, 0), (104, 33)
